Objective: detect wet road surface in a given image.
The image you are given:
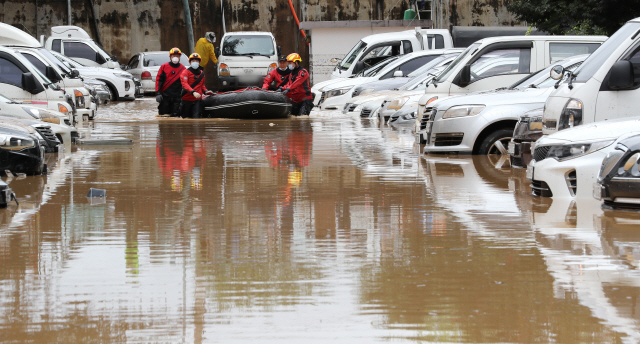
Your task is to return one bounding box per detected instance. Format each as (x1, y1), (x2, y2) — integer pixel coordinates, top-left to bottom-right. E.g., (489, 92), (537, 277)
(1, 100), (640, 343)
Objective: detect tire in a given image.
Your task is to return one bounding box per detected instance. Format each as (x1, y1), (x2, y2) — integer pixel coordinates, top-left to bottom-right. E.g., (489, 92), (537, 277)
(476, 128), (513, 155)
(102, 82), (118, 101)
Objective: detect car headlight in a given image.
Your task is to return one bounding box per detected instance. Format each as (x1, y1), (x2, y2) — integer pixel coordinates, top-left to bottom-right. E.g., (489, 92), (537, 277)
(219, 63), (230, 76)
(542, 139), (614, 161)
(0, 134), (36, 151)
(387, 96), (409, 111)
(558, 98), (583, 130)
(325, 87), (351, 100)
(357, 88), (375, 97)
(599, 144), (628, 180)
(529, 115), (543, 131)
(442, 105), (485, 119)
(74, 89), (86, 108)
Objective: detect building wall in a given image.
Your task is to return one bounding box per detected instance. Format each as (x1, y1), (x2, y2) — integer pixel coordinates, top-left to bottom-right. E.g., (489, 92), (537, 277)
(0, 0), (524, 87)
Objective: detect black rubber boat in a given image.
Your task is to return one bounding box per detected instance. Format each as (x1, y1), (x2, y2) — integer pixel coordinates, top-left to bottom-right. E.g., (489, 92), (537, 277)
(202, 88), (291, 119)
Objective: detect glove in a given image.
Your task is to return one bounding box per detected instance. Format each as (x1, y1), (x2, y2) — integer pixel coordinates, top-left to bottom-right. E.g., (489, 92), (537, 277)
(276, 87), (282, 92)
(205, 90), (214, 95)
(282, 89), (290, 95)
(193, 92), (201, 99)
(156, 94), (163, 103)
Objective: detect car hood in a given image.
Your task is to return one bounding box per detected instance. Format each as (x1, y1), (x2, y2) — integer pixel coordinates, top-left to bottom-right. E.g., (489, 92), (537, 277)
(539, 117), (640, 145)
(0, 117), (38, 135)
(383, 90), (424, 102)
(76, 66), (129, 77)
(434, 87), (553, 110)
(356, 77), (410, 92)
(352, 90), (400, 104)
(322, 77), (374, 91)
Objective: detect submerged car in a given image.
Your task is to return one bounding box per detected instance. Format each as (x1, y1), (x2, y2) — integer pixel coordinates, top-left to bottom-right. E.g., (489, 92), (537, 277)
(0, 123), (46, 176)
(528, 117), (640, 198)
(509, 108), (543, 169)
(596, 134), (640, 208)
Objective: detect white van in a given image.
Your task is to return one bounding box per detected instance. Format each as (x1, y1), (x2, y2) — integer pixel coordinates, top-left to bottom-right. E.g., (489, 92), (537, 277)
(0, 46), (73, 120)
(215, 31), (280, 90)
(44, 26), (121, 69)
(415, 35), (607, 142)
(332, 29), (453, 79)
(543, 17), (640, 135)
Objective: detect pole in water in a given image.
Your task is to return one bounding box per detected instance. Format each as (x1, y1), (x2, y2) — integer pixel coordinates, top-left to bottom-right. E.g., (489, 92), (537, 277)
(221, 0), (227, 34)
(182, 0), (195, 53)
(67, 0), (72, 25)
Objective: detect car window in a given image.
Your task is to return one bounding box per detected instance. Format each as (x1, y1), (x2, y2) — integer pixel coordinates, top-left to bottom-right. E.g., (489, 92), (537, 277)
(470, 48), (530, 83)
(21, 53), (47, 75)
(626, 46), (640, 87)
(340, 41), (366, 70)
(364, 43), (401, 60)
(51, 39), (61, 53)
(64, 42), (97, 61)
(128, 55), (139, 69)
(549, 43), (600, 64)
(143, 53), (190, 67)
(0, 57), (25, 88)
(435, 35), (444, 49)
(380, 55), (439, 79)
(402, 40), (413, 54)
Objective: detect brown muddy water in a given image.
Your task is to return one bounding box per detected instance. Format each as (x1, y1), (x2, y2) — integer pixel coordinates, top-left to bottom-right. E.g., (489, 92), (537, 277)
(1, 99), (640, 343)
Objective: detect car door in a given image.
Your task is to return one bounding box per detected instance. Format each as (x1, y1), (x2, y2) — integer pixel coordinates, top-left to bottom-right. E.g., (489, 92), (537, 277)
(595, 41), (640, 122)
(126, 54), (141, 79)
(0, 54), (34, 103)
(449, 42), (533, 95)
(62, 41), (102, 67)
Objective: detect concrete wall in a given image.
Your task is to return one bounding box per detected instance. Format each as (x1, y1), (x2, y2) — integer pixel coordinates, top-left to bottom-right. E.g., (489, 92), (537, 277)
(0, 0), (524, 88)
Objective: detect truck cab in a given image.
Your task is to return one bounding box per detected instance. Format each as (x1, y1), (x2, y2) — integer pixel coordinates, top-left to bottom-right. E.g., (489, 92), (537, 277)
(543, 17), (640, 135)
(215, 31), (280, 91)
(44, 26), (121, 70)
(331, 29), (453, 79)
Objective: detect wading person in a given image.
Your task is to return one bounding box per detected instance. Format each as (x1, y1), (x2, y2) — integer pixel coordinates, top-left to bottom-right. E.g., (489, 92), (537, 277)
(262, 55), (291, 90)
(194, 32), (218, 70)
(281, 53), (313, 117)
(180, 53), (212, 119)
(155, 47), (186, 117)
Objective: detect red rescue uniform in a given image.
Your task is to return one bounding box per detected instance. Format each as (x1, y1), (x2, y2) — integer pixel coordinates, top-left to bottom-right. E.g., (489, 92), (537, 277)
(156, 62), (186, 97)
(180, 67), (208, 101)
(283, 67), (312, 103)
(262, 68), (291, 90)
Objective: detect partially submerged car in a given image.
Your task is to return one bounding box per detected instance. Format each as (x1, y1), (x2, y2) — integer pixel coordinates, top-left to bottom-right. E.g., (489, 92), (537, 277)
(528, 117), (640, 198)
(596, 134), (640, 208)
(0, 122), (46, 176)
(509, 108), (543, 169)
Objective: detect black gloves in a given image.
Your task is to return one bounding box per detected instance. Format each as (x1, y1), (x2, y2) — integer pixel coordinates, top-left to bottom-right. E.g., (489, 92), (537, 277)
(156, 94), (163, 103)
(282, 89), (290, 95)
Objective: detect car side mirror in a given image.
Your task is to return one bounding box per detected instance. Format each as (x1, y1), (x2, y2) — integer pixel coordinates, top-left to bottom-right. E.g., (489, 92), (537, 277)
(459, 65), (471, 86)
(393, 70), (404, 77)
(45, 65), (60, 82)
(111, 55), (118, 62)
(21, 72), (39, 94)
(353, 61), (365, 74)
(215, 47), (221, 56)
(550, 65), (565, 80)
(608, 60), (634, 90)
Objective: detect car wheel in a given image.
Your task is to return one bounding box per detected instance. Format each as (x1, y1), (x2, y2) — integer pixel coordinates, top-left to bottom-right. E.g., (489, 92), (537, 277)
(106, 84), (118, 101)
(477, 128), (513, 155)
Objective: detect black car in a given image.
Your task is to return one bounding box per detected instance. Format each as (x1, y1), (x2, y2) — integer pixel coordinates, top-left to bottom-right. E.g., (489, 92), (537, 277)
(0, 179), (15, 208)
(509, 108), (543, 169)
(0, 124), (46, 176)
(597, 134), (640, 208)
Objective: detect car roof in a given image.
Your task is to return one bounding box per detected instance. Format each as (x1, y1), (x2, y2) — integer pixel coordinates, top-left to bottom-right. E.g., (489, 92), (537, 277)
(475, 35), (608, 45)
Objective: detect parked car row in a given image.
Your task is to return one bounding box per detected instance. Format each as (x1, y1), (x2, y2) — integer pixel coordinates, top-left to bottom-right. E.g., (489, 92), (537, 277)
(316, 17), (640, 210)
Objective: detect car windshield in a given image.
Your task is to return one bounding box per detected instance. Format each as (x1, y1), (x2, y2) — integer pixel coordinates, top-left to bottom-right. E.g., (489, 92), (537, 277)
(144, 53), (189, 67)
(510, 58), (585, 89)
(37, 48), (73, 75)
(50, 50), (84, 68)
(340, 41), (367, 70)
(407, 53), (457, 77)
(574, 22), (640, 83)
(402, 66), (445, 90)
(14, 53), (57, 89)
(221, 35), (275, 56)
(361, 57), (398, 77)
(434, 43), (480, 82)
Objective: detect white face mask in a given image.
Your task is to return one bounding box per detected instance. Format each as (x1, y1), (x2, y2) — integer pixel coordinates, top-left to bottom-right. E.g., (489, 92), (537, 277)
(288, 64), (295, 70)
(171, 57), (179, 64)
(191, 62), (200, 69)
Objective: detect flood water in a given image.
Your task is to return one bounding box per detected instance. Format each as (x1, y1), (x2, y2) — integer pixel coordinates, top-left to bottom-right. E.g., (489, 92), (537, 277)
(2, 99), (640, 343)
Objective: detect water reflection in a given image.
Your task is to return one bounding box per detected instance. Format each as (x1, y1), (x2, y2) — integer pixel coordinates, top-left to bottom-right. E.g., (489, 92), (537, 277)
(0, 115), (638, 342)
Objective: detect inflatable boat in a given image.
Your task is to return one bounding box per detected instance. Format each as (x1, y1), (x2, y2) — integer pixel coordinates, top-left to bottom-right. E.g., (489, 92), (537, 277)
(202, 88), (291, 119)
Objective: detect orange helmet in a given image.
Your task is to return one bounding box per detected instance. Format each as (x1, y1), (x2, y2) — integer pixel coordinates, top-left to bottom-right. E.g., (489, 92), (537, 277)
(286, 53), (302, 63)
(188, 53), (201, 61)
(169, 47), (182, 55)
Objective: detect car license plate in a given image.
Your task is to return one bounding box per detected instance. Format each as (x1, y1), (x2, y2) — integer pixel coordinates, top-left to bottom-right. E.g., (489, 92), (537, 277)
(526, 162), (535, 181)
(508, 141), (515, 156)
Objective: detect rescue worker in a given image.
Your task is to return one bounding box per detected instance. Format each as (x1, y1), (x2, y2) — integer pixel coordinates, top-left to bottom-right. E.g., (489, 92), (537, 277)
(155, 47), (186, 117)
(194, 32), (218, 69)
(180, 53), (213, 119)
(262, 55), (291, 90)
(281, 53), (313, 117)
